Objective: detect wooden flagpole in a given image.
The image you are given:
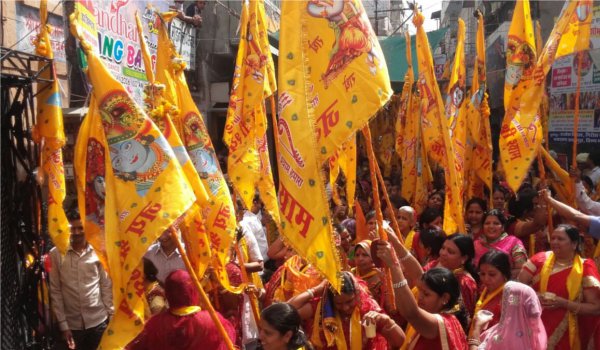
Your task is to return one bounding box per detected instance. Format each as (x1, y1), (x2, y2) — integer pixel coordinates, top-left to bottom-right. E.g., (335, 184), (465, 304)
(362, 126), (396, 310)
(170, 227), (236, 350)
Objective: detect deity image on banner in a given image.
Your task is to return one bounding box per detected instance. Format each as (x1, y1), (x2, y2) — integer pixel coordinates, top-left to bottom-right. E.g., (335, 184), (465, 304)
(505, 35), (536, 87)
(99, 91), (171, 196)
(85, 138), (106, 228)
(306, 0), (384, 88)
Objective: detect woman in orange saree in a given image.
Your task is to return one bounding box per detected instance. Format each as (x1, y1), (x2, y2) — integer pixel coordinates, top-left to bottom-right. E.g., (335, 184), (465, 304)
(518, 224), (600, 349)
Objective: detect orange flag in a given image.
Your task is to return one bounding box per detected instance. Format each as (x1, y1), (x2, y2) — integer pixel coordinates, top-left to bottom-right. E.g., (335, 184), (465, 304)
(33, 0), (70, 254)
(413, 9), (464, 234)
(278, 0), (392, 290)
(70, 10), (196, 349)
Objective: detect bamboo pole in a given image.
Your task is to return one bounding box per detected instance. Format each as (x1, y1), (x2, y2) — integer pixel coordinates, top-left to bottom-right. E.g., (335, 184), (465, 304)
(374, 158), (404, 245)
(571, 52), (583, 170)
(233, 241), (262, 326)
(361, 126), (396, 310)
(169, 227), (236, 350)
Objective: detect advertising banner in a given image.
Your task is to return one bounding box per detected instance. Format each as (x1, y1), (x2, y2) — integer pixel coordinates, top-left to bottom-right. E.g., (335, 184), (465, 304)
(549, 5), (600, 144)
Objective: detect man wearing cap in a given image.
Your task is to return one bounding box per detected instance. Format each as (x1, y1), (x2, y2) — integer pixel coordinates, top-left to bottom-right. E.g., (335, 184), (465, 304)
(577, 153), (591, 177)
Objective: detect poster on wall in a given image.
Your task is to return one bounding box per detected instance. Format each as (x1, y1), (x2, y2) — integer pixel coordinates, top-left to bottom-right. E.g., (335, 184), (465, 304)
(73, 0), (199, 105)
(15, 3), (66, 62)
(548, 5), (600, 144)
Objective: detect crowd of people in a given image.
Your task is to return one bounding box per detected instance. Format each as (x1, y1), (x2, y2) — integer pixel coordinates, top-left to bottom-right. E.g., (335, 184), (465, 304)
(47, 149), (600, 350)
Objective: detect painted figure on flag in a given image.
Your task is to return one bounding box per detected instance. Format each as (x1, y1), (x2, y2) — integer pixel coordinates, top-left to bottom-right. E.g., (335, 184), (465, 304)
(100, 91), (171, 196)
(505, 35), (536, 87)
(182, 111), (220, 194)
(306, 0), (384, 87)
(85, 138), (106, 227)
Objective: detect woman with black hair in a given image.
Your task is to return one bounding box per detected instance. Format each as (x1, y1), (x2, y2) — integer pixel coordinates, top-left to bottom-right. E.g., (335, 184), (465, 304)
(518, 224), (600, 349)
(506, 187), (548, 255)
(415, 227), (446, 266)
(474, 209), (527, 279)
(376, 241), (468, 349)
(258, 302), (313, 350)
(465, 198), (487, 240)
(423, 234), (479, 319)
(470, 251), (511, 334)
(288, 271), (405, 349)
(413, 208), (444, 264)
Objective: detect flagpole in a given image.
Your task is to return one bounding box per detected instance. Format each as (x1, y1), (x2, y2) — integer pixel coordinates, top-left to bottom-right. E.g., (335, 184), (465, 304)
(374, 160), (404, 245)
(571, 52), (583, 170)
(361, 126), (396, 311)
(268, 95), (280, 161)
(233, 241), (262, 326)
(536, 152), (553, 252)
(169, 227), (236, 350)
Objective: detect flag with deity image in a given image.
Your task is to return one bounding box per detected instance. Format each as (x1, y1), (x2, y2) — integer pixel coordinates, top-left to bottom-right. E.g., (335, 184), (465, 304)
(71, 10), (195, 349)
(278, 0), (392, 290)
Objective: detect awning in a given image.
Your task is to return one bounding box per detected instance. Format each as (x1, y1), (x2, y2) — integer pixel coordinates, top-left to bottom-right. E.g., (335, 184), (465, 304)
(379, 28), (448, 82)
(268, 28), (448, 83)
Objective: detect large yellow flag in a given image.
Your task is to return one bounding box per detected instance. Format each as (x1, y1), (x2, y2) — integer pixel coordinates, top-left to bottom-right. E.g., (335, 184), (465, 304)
(499, 0), (591, 192)
(155, 13), (237, 288)
(446, 18), (468, 204)
(413, 10), (464, 234)
(71, 11), (196, 349)
(224, 0), (279, 226)
(395, 31), (419, 204)
(33, 0), (69, 254)
(555, 0), (593, 59)
(466, 12), (492, 198)
(278, 0), (392, 290)
(136, 12), (212, 278)
(329, 138), (357, 211)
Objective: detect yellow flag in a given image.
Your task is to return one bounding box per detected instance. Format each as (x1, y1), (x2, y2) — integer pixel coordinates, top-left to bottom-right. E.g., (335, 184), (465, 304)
(156, 14), (237, 289)
(278, 0), (391, 290)
(329, 139), (357, 211)
(71, 10), (196, 349)
(137, 12), (212, 278)
(466, 12), (492, 198)
(396, 31), (418, 204)
(224, 0), (279, 228)
(33, 0), (69, 255)
(500, 0), (589, 192)
(446, 18), (468, 204)
(555, 0), (592, 59)
(413, 10), (464, 234)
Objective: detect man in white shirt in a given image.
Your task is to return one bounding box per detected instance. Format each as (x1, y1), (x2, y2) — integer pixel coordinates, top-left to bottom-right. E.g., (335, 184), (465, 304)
(49, 209), (113, 350)
(240, 195), (269, 264)
(143, 229), (186, 284)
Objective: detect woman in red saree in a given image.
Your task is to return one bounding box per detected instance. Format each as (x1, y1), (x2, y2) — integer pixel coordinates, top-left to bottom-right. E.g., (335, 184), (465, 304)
(469, 250), (511, 335)
(424, 234), (479, 319)
(127, 270), (236, 350)
(474, 209), (527, 279)
(288, 271), (405, 350)
(376, 241), (468, 350)
(518, 224), (600, 350)
(351, 240), (385, 306)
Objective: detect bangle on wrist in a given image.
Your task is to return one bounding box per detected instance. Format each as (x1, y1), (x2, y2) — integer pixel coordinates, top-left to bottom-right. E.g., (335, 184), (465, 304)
(382, 320), (396, 332)
(392, 279), (408, 289)
(306, 288), (314, 299)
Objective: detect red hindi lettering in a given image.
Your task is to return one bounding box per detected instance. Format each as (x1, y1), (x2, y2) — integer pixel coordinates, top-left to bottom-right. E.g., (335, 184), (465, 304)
(316, 100), (340, 141)
(507, 139), (522, 160)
